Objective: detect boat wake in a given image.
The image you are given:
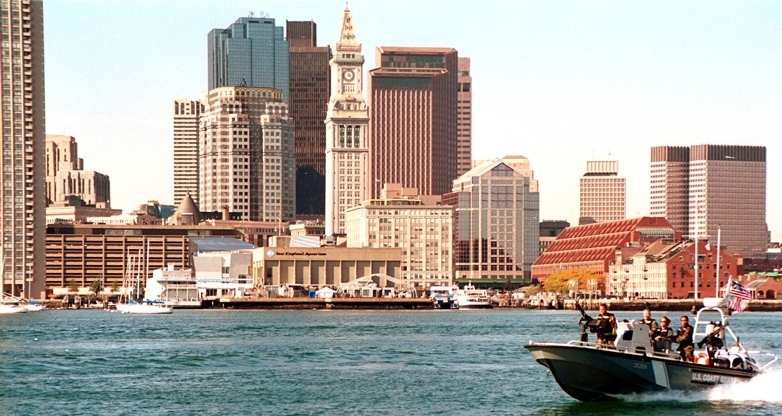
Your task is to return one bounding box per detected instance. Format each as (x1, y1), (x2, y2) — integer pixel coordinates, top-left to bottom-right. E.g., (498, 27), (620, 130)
(620, 368), (782, 404)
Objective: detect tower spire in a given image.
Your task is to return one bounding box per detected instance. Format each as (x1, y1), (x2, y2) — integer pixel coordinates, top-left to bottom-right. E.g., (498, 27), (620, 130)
(337, 5), (359, 48)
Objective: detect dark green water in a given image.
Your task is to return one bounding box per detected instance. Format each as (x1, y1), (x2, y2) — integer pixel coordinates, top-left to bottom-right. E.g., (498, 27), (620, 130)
(1, 309), (781, 415)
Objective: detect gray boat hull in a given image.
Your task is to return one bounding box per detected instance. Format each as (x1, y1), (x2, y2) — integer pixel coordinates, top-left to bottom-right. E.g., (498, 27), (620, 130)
(525, 343), (757, 402)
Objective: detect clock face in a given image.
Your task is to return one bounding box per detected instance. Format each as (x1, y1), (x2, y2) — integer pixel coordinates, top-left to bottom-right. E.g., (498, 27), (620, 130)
(343, 70), (355, 81)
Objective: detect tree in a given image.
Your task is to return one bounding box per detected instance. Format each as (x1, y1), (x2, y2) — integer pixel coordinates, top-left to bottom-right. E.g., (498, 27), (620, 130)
(90, 280), (103, 295)
(543, 269), (604, 295)
(67, 279), (79, 294)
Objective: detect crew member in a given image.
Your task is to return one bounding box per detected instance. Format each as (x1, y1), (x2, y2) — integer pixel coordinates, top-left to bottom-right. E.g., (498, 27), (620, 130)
(594, 303), (617, 347)
(639, 307), (658, 338)
(653, 316), (674, 351)
(673, 315), (694, 361)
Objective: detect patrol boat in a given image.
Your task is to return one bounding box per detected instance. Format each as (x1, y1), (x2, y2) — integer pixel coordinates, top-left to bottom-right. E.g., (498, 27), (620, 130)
(525, 298), (777, 401)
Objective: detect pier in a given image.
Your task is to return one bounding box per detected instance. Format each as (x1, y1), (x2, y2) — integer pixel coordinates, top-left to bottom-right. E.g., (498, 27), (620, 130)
(205, 297), (434, 310)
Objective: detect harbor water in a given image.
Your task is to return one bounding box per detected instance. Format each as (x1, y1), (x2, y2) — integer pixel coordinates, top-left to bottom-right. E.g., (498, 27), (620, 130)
(2, 309), (782, 415)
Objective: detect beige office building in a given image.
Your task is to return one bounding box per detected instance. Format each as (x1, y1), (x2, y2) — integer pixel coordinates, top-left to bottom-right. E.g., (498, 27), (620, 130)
(444, 157), (540, 285)
(345, 184), (454, 287)
(579, 160), (625, 224)
(173, 98), (202, 206)
(199, 86), (296, 223)
(324, 6), (370, 236)
(1, 0), (46, 298)
(457, 57), (472, 176)
(651, 145), (768, 257)
(44, 135), (110, 206)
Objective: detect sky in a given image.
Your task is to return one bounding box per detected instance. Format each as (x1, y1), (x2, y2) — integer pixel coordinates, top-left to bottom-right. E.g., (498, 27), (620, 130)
(43, 1), (782, 239)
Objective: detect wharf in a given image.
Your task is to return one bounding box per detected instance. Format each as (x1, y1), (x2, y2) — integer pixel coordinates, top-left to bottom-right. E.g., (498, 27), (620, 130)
(205, 297), (434, 310)
(563, 299), (782, 312)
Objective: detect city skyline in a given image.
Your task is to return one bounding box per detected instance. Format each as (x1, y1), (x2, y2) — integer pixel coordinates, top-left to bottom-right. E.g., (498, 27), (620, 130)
(43, 1), (782, 239)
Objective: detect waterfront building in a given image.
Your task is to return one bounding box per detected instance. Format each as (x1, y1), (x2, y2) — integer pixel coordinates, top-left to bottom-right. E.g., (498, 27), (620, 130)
(444, 156), (539, 286)
(324, 6), (370, 236)
(368, 46), (459, 198)
(45, 223), (243, 295)
(253, 246), (401, 287)
(188, 237), (255, 298)
(208, 14), (289, 101)
(345, 183), (454, 288)
(457, 57), (472, 176)
(286, 20), (331, 216)
(650, 144), (768, 257)
(1, 0), (46, 299)
(532, 217), (679, 282)
(45, 135), (110, 206)
(579, 160), (625, 224)
(607, 240), (736, 300)
(173, 99), (203, 206)
(199, 86), (296, 223)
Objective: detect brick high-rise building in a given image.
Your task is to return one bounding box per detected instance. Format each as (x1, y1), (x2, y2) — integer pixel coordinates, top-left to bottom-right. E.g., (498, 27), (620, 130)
(579, 160), (625, 224)
(173, 99), (203, 206)
(324, 6), (370, 236)
(650, 144), (768, 257)
(456, 57), (472, 176)
(199, 86), (296, 223)
(1, 0), (46, 299)
(286, 20), (331, 215)
(368, 46), (459, 198)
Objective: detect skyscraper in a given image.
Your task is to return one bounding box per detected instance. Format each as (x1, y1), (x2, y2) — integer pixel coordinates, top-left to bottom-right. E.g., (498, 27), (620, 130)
(45, 135), (110, 206)
(650, 144), (768, 257)
(444, 156), (540, 284)
(0, 0), (45, 298)
(286, 20), (330, 216)
(368, 46), (459, 198)
(579, 160), (625, 224)
(208, 15), (290, 101)
(199, 86), (296, 222)
(173, 99), (202, 206)
(457, 57), (472, 176)
(324, 6), (369, 236)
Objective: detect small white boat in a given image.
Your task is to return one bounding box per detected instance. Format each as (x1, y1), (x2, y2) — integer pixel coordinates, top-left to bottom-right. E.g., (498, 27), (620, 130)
(453, 284), (493, 309)
(429, 285), (458, 309)
(0, 300), (28, 314)
(116, 300), (173, 315)
(24, 301), (45, 312)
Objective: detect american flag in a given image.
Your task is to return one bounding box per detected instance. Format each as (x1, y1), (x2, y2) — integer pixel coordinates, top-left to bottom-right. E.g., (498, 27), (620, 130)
(727, 280), (752, 312)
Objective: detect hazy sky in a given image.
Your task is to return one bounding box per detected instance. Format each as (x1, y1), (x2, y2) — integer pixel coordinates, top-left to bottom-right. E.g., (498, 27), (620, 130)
(44, 1), (782, 239)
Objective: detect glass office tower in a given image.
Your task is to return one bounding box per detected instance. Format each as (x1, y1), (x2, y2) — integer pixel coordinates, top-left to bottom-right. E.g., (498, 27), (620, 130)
(208, 15), (290, 102)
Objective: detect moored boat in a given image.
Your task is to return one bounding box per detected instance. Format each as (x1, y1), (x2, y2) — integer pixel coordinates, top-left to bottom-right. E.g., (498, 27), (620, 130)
(0, 299), (27, 314)
(116, 299), (173, 315)
(429, 285), (457, 309)
(453, 284), (493, 309)
(525, 297), (777, 401)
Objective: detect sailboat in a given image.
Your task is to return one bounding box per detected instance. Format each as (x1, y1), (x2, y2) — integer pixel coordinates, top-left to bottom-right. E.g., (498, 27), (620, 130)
(0, 259), (27, 314)
(115, 249), (172, 315)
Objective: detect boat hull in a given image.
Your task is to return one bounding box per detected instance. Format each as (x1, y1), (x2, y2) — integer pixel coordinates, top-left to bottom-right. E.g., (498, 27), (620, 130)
(116, 304), (173, 314)
(0, 304), (27, 314)
(525, 343), (756, 401)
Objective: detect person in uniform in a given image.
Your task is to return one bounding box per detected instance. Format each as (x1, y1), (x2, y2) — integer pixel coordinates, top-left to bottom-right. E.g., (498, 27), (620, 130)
(594, 303), (617, 347)
(653, 316), (674, 351)
(639, 307), (658, 338)
(673, 315), (694, 361)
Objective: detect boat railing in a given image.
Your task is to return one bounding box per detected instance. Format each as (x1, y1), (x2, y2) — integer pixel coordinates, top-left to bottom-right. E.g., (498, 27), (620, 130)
(760, 353), (779, 371)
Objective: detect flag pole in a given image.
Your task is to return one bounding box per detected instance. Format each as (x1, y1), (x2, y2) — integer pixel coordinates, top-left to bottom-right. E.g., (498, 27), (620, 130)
(715, 225), (721, 297)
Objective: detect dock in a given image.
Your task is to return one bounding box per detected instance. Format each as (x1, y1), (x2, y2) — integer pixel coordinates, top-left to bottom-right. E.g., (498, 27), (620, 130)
(205, 297), (434, 310)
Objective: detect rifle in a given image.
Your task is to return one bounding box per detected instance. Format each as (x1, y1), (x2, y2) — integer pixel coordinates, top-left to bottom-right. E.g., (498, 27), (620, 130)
(575, 299), (593, 343)
(697, 322), (726, 349)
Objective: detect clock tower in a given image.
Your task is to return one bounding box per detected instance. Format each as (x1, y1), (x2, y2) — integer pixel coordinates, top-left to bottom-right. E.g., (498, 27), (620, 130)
(324, 5), (369, 236)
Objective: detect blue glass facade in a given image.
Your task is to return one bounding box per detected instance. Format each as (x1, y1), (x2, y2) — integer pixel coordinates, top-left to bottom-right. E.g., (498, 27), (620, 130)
(208, 17), (290, 102)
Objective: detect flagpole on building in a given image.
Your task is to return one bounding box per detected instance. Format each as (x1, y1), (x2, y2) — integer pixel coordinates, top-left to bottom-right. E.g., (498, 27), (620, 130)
(694, 212), (699, 301)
